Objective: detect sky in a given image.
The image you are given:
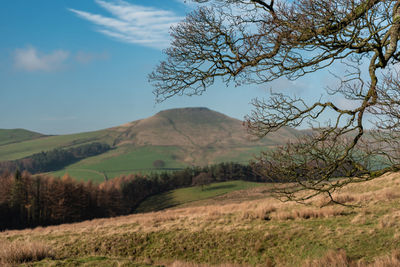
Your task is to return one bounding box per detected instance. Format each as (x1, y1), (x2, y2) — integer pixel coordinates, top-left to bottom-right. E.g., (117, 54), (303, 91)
(0, 0), (338, 135)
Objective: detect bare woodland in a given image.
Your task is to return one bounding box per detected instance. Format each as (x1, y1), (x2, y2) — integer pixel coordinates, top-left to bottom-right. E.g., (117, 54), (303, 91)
(150, 0), (400, 203)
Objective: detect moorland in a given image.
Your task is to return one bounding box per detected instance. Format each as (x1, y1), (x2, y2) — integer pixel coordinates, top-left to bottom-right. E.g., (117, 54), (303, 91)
(1, 172), (400, 266)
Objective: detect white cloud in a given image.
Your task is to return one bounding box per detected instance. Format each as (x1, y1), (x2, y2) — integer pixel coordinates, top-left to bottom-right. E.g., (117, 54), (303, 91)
(14, 46), (69, 72)
(69, 0), (183, 49)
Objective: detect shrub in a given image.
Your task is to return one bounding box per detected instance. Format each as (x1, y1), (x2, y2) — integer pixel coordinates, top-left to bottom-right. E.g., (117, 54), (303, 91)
(192, 172), (213, 190)
(0, 240), (53, 265)
(153, 160), (166, 168)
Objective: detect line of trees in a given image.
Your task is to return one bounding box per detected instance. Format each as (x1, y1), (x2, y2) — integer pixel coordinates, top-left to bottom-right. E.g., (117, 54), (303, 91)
(0, 142), (110, 174)
(0, 162), (263, 231)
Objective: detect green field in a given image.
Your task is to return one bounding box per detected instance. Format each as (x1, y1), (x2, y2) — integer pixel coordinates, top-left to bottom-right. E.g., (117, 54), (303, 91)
(51, 146), (187, 182)
(136, 180), (264, 212)
(0, 129), (44, 147)
(0, 129), (114, 161)
(50, 144), (267, 182)
(50, 169), (108, 182)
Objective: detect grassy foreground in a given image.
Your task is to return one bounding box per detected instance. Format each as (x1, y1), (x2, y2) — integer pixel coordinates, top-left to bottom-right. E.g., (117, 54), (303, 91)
(1, 174), (400, 266)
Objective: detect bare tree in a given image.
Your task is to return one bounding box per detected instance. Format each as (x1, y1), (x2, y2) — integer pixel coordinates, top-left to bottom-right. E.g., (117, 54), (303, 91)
(149, 0), (400, 203)
(192, 172), (213, 190)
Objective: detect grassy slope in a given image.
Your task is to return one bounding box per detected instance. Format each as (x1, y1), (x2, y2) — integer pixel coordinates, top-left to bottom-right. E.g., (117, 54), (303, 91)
(2, 173), (400, 266)
(50, 145), (273, 182)
(136, 180), (264, 212)
(0, 129), (44, 146)
(0, 130), (114, 161)
(48, 145), (272, 182)
(51, 146), (187, 182)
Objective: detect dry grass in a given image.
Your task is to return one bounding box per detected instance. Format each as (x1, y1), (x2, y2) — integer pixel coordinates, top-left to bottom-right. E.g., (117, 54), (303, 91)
(333, 193), (357, 204)
(241, 203), (277, 220)
(3, 173), (398, 237)
(169, 261), (247, 267)
(367, 250), (400, 267)
(305, 249), (400, 267)
(304, 249), (350, 267)
(1, 172), (400, 266)
(379, 211), (400, 228)
(0, 173), (396, 238)
(272, 206), (347, 220)
(307, 172), (400, 208)
(0, 240), (53, 265)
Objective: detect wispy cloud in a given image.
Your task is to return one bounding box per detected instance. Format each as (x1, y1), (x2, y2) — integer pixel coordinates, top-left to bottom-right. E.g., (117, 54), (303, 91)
(14, 46), (69, 72)
(69, 0), (183, 49)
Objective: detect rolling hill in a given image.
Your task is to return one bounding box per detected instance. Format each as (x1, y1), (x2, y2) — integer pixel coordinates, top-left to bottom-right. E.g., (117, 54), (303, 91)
(0, 107), (304, 181)
(0, 128), (45, 146)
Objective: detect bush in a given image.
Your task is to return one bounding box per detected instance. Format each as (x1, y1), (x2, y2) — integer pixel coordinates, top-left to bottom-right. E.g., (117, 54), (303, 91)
(192, 172), (213, 190)
(153, 160), (166, 168)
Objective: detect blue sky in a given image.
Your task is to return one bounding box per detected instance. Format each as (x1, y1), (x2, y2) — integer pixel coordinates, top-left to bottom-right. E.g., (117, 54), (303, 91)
(0, 0), (338, 134)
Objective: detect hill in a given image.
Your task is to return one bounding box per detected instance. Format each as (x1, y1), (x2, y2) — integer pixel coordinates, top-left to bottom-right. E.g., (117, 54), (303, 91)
(0, 108), (303, 181)
(135, 180), (264, 213)
(0, 129), (45, 146)
(1, 173), (400, 266)
(112, 107), (297, 147)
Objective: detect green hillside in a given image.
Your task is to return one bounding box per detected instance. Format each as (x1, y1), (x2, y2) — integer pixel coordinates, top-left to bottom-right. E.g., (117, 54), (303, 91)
(51, 145), (187, 182)
(0, 129), (118, 161)
(0, 108), (304, 181)
(0, 129), (44, 146)
(49, 144), (277, 182)
(136, 180), (264, 213)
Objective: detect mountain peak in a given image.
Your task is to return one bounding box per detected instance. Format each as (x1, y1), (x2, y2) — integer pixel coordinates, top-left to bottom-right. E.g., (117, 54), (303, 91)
(156, 107), (211, 115)
(154, 107), (236, 125)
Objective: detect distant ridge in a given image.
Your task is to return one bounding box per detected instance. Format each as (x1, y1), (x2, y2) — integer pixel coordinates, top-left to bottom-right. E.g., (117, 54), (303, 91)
(112, 107), (251, 147)
(0, 129), (45, 146)
(156, 107), (234, 124)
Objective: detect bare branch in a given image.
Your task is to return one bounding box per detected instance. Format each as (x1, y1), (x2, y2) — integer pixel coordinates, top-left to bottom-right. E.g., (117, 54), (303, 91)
(150, 0), (400, 203)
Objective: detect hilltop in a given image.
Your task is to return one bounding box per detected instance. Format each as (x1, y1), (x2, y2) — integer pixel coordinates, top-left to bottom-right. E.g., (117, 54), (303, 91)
(0, 108), (303, 181)
(110, 107), (299, 148)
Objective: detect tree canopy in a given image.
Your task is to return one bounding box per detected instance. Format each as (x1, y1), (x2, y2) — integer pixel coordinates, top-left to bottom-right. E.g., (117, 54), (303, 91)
(150, 0), (400, 203)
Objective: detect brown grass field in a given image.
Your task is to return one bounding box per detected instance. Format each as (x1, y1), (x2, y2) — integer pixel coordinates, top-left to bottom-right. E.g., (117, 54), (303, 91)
(1, 172), (400, 266)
